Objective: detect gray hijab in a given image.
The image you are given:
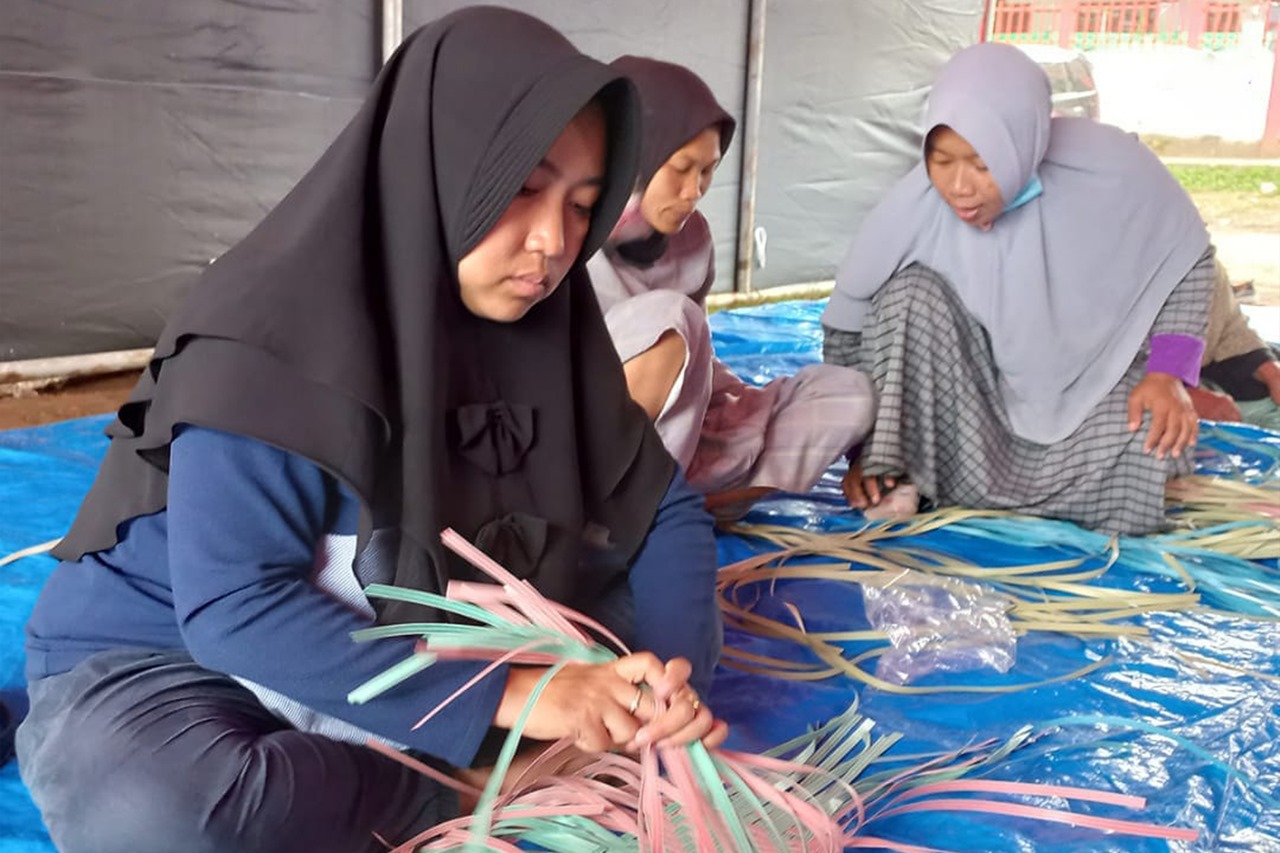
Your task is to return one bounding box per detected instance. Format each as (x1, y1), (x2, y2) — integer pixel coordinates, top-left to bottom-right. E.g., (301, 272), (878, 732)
(823, 42), (1208, 444)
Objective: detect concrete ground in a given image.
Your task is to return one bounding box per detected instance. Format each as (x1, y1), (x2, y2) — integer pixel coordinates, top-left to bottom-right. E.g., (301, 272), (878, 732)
(1214, 231), (1280, 307)
(1242, 302), (1279, 342)
(1083, 44), (1278, 308)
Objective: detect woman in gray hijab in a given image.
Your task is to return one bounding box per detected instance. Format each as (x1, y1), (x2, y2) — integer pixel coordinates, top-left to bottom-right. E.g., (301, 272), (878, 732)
(822, 42), (1214, 535)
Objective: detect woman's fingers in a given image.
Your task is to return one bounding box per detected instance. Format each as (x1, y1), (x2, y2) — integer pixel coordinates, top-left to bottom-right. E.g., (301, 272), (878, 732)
(647, 657), (693, 701)
(1151, 388), (1199, 459)
(1170, 409), (1198, 458)
(842, 465), (868, 507)
(1143, 393), (1173, 455)
(513, 655), (724, 755)
(650, 700), (712, 749)
(1127, 387), (1146, 432)
(862, 476), (882, 506)
(629, 685), (715, 750)
(512, 657), (655, 744)
(1162, 411), (1183, 458)
(621, 659), (713, 750)
(842, 462), (902, 512)
(1134, 373), (1199, 459)
(578, 703), (637, 753)
(700, 718), (730, 750)
(611, 652), (669, 692)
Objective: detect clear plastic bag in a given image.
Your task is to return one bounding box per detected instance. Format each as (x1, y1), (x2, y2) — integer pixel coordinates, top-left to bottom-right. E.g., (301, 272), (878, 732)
(862, 572), (1016, 685)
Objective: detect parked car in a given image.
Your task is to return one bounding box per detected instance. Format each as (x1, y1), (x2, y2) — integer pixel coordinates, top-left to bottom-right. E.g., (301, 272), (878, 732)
(1015, 44), (1101, 120)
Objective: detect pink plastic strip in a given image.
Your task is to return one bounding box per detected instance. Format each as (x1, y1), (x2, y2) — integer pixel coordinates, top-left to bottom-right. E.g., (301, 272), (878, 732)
(409, 639), (544, 730)
(441, 528), (583, 639)
(364, 738), (478, 797)
(874, 798), (1200, 842)
(885, 777), (1148, 809)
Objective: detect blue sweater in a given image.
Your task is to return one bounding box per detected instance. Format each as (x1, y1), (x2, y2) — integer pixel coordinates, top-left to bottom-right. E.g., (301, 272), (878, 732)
(26, 426), (719, 768)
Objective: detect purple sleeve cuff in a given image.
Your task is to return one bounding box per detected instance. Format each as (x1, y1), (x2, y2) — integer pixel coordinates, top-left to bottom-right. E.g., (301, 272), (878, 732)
(1147, 333), (1205, 387)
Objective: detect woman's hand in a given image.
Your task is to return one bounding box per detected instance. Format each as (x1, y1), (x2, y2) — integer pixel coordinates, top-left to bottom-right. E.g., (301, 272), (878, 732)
(1127, 372), (1198, 459)
(1186, 385), (1242, 423)
(1256, 359), (1280, 406)
(495, 653), (727, 754)
(624, 656), (728, 752)
(841, 460), (897, 509)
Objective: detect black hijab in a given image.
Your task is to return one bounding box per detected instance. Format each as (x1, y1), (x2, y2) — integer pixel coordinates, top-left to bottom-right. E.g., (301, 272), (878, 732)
(607, 56), (736, 267)
(55, 7), (674, 620)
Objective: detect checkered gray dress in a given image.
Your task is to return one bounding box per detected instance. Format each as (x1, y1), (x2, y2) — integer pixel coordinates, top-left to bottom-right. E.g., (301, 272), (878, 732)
(823, 251), (1214, 534)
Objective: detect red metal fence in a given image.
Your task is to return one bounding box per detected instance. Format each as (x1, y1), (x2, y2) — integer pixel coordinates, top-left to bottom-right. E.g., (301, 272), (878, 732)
(989, 0), (1278, 49)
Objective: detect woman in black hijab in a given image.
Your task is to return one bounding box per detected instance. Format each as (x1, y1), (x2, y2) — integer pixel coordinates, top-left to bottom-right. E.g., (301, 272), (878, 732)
(17, 9), (724, 852)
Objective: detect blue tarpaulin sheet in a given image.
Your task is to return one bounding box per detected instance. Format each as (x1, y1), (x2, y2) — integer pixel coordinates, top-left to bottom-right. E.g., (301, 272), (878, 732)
(1, 299), (1277, 851)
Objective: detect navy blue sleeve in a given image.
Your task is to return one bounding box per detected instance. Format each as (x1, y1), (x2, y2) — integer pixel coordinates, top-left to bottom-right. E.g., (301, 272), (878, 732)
(166, 426), (505, 768)
(626, 468), (722, 697)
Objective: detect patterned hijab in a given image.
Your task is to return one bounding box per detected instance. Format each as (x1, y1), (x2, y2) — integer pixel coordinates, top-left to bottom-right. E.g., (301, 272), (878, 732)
(55, 7), (674, 620)
(826, 43), (1208, 443)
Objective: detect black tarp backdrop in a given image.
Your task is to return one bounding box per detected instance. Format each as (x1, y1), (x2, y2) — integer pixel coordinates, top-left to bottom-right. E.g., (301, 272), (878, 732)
(0, 1), (375, 361)
(751, 0), (983, 288)
(0, 0), (981, 361)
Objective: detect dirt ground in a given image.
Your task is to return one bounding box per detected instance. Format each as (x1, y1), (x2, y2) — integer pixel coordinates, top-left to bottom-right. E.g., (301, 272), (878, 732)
(1143, 135), (1276, 160)
(1195, 192), (1279, 233)
(0, 372), (139, 430)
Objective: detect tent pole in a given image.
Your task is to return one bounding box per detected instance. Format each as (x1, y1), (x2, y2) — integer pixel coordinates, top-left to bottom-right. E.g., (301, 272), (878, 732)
(733, 0), (767, 294)
(382, 0), (404, 65)
(0, 349), (153, 390)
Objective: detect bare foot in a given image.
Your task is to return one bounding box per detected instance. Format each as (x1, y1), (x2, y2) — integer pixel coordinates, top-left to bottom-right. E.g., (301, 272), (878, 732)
(863, 482), (921, 521)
